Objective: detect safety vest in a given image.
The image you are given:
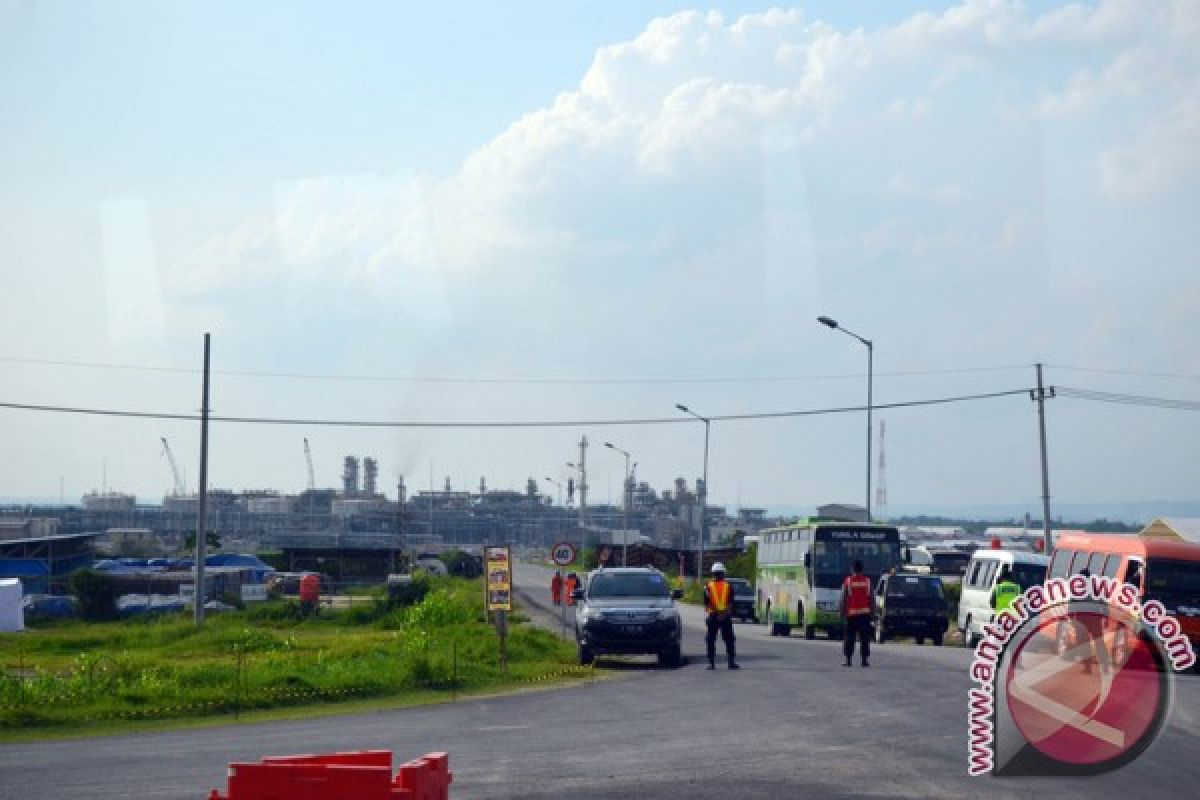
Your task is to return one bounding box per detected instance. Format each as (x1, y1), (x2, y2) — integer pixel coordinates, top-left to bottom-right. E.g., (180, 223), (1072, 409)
(994, 581), (1020, 612)
(706, 579), (732, 613)
(843, 574), (872, 616)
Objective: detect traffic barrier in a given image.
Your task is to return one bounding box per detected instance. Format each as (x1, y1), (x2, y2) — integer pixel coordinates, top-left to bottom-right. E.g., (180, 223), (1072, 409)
(206, 750), (452, 799)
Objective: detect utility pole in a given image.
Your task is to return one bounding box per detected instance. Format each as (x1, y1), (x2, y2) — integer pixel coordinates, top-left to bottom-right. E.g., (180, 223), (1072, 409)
(194, 333), (211, 626)
(1033, 363), (1056, 554)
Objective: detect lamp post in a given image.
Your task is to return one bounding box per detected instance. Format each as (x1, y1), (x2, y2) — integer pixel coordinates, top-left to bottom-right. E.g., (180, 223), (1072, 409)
(604, 442), (632, 566)
(542, 476), (562, 507)
(567, 461), (586, 561)
(674, 404), (709, 581)
(817, 315), (874, 521)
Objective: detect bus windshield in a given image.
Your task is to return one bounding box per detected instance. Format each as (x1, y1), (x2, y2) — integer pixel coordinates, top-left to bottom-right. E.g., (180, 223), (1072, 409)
(1145, 559), (1200, 607)
(812, 534), (901, 589)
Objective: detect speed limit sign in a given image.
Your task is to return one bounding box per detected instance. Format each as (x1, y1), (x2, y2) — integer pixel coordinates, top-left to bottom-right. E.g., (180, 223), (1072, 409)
(551, 542), (577, 566)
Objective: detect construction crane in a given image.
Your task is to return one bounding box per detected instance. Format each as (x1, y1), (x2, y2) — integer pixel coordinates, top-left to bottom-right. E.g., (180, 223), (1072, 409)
(303, 438), (315, 490)
(161, 437), (185, 496)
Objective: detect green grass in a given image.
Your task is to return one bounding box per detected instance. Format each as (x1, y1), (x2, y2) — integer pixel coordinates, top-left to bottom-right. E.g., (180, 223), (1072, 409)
(0, 577), (586, 738)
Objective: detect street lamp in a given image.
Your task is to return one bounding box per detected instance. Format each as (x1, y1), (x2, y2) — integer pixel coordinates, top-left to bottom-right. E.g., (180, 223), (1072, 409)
(817, 315), (874, 521)
(542, 476), (562, 507)
(675, 404), (709, 581)
(604, 442), (632, 566)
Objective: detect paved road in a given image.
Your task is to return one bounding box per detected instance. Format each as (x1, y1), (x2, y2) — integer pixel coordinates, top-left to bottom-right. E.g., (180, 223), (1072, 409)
(1, 565), (1197, 799)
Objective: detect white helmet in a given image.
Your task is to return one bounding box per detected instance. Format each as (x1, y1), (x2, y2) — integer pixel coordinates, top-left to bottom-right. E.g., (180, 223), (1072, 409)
(711, 562), (726, 574)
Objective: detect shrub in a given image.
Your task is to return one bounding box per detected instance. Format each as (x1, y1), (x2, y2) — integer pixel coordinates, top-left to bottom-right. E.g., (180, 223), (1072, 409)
(68, 569), (120, 621)
(438, 549), (482, 578)
(387, 574), (430, 608)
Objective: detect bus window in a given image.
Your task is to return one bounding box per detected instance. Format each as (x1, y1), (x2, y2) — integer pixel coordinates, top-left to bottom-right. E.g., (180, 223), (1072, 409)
(1068, 550), (1091, 575)
(1010, 562), (1047, 591)
(1101, 554), (1120, 579)
(1125, 559), (1144, 590)
(1048, 549), (1074, 580)
(1087, 551), (1107, 576)
(982, 561), (999, 589)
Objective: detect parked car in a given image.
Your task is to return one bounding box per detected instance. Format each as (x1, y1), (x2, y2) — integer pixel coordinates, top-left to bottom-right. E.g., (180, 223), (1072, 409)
(958, 550), (1049, 647)
(573, 567), (684, 667)
(727, 578), (759, 623)
(874, 572), (949, 645)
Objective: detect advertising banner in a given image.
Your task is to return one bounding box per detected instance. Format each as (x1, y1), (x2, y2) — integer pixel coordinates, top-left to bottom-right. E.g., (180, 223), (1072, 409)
(485, 545), (512, 612)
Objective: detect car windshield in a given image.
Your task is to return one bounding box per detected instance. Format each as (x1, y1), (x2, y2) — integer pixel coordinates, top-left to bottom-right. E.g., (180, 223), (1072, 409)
(1010, 563), (1047, 591)
(1145, 559), (1200, 606)
(588, 572), (669, 598)
(728, 580), (753, 596)
(887, 576), (944, 599)
(931, 553), (970, 574)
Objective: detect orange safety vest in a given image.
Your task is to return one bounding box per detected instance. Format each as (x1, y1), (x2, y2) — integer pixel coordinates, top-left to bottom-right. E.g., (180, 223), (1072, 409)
(843, 574), (872, 616)
(706, 579), (732, 614)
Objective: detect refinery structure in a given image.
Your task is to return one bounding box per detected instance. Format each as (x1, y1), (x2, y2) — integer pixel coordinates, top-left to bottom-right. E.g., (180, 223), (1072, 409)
(3, 441), (772, 586)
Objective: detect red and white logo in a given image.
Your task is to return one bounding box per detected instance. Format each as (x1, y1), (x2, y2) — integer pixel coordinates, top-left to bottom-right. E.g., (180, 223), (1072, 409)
(967, 576), (1194, 777)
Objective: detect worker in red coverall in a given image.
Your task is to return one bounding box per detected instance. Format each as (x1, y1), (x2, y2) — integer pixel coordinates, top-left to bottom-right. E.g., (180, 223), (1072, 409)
(551, 571), (564, 605)
(564, 573), (579, 606)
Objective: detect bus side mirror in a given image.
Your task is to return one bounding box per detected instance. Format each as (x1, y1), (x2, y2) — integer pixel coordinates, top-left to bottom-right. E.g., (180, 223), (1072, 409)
(903, 547), (911, 564)
(571, 588), (584, 600)
(803, 553), (811, 567)
(672, 588), (684, 599)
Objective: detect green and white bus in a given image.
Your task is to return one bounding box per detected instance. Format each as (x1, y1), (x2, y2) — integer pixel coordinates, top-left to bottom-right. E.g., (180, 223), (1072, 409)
(756, 520), (902, 639)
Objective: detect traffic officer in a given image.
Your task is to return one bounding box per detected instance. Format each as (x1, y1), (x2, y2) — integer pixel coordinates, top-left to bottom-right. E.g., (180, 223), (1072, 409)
(841, 559), (874, 667)
(551, 570), (564, 606)
(704, 562), (739, 670)
(990, 567), (1020, 614)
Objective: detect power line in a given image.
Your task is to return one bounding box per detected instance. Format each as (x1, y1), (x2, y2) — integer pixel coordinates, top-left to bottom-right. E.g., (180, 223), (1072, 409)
(0, 354), (1031, 385)
(1057, 387), (1200, 411)
(1048, 364), (1200, 381)
(0, 388), (1033, 428)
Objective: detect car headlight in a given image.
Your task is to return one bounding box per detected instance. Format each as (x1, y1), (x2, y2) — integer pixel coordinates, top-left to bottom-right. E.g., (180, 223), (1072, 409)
(817, 601), (839, 612)
(579, 608), (605, 623)
(657, 608), (680, 622)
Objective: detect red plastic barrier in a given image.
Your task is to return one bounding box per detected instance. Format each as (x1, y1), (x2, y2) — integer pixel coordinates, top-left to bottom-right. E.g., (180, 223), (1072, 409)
(207, 750), (452, 800)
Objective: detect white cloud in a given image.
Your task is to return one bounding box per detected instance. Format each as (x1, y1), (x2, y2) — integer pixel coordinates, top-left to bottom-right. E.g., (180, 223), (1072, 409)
(165, 0), (1199, 381)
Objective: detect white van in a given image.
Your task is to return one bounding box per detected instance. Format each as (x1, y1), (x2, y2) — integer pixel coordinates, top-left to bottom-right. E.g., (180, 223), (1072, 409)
(957, 549), (1049, 646)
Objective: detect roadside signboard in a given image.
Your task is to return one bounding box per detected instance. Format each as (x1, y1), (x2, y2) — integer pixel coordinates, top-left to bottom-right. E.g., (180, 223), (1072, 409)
(241, 584), (268, 603)
(485, 545), (512, 612)
(551, 541), (577, 566)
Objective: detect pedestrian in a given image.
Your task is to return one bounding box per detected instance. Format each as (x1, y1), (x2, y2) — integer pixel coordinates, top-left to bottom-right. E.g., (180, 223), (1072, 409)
(551, 570), (563, 606)
(704, 562), (739, 670)
(841, 559), (874, 668)
(564, 572), (579, 606)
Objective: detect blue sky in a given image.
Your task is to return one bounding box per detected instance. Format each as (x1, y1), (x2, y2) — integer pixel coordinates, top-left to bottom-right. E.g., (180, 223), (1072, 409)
(1, 1), (1198, 514)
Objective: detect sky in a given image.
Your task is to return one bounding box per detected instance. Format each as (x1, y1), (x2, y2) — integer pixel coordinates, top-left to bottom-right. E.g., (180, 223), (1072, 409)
(1, 0), (1198, 515)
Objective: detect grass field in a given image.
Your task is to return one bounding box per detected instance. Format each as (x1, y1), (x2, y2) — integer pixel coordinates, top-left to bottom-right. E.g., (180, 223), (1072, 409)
(0, 577), (587, 737)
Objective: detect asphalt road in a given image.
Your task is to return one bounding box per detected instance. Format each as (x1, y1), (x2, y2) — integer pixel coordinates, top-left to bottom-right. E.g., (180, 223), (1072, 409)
(1, 564), (1197, 799)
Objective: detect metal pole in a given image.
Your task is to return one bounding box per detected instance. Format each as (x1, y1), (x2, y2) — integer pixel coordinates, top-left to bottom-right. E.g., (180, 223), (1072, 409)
(866, 340), (873, 521)
(622, 451), (630, 566)
(194, 333), (211, 626)
(1035, 363), (1054, 554)
(699, 417), (709, 581)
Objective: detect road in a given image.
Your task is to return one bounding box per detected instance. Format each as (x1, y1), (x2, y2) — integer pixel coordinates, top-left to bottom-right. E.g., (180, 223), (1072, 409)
(0, 564), (1197, 799)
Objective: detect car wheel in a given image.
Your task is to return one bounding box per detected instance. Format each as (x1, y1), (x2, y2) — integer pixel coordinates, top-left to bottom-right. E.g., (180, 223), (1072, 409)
(932, 632), (944, 646)
(658, 644), (681, 668)
(915, 635), (925, 646)
(578, 642), (594, 666)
